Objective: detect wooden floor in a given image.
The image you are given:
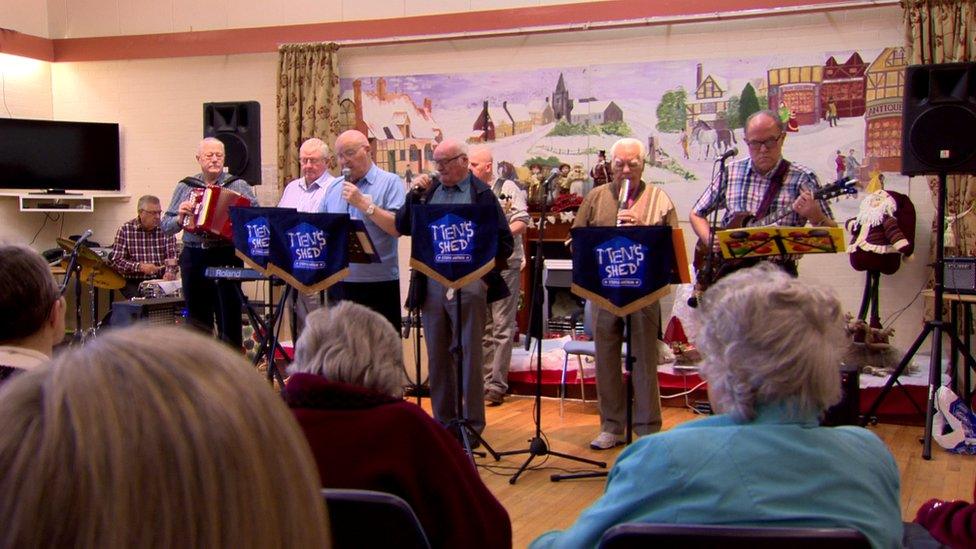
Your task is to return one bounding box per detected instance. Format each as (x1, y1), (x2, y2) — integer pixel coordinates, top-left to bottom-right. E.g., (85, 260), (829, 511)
(418, 395), (976, 548)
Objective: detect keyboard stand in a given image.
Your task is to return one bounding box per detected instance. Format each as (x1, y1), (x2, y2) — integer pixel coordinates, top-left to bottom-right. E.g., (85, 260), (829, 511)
(234, 279), (293, 390)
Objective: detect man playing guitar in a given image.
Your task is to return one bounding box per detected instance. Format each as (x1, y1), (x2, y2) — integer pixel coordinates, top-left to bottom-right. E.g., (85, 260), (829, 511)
(689, 109), (837, 280)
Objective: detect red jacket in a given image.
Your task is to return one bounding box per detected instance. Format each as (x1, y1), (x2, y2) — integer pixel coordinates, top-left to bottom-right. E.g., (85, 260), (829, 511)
(285, 373), (512, 549)
(915, 481), (976, 549)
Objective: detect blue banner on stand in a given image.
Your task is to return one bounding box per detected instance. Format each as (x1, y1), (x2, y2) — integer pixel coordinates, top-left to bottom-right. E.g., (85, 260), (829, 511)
(266, 212), (350, 293)
(410, 204), (499, 289)
(570, 226), (675, 316)
(230, 207), (294, 274)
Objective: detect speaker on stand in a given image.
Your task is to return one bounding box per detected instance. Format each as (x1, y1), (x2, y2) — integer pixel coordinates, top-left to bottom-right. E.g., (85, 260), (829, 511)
(204, 101), (261, 185)
(861, 62), (976, 459)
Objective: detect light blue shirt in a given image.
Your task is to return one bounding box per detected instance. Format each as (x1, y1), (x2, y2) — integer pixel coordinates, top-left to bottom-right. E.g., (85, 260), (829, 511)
(530, 401), (902, 549)
(278, 171), (337, 212)
(317, 163), (405, 282)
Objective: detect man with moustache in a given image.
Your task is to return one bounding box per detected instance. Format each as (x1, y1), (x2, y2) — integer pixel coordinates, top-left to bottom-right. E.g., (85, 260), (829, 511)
(278, 138), (337, 337)
(162, 137), (258, 348)
(109, 194), (178, 298)
(572, 137), (679, 450)
(689, 109), (836, 279)
(317, 130), (406, 332)
(468, 146), (529, 407)
(395, 139), (514, 441)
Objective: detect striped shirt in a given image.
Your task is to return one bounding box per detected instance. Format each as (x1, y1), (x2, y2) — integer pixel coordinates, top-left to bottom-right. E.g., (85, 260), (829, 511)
(109, 218), (178, 278)
(691, 158), (833, 227)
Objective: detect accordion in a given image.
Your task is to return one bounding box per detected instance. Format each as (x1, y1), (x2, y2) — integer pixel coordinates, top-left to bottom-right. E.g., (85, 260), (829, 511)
(183, 185), (251, 240)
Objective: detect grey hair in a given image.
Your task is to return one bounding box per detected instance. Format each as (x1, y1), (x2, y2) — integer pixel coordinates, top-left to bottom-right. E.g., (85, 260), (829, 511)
(300, 138), (330, 159)
(289, 301), (406, 397)
(197, 137), (224, 154)
(746, 109), (786, 134)
(697, 263), (843, 422)
(610, 138), (645, 163)
(136, 195), (160, 211)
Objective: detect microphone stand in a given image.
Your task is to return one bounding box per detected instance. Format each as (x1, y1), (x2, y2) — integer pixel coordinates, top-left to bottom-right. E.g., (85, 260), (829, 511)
(498, 170), (607, 484)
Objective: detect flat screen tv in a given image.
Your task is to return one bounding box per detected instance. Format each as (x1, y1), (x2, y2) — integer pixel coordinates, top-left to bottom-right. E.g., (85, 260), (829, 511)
(0, 118), (121, 193)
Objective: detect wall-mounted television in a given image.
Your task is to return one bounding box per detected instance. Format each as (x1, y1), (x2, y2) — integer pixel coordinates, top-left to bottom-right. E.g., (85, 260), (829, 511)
(0, 118), (121, 193)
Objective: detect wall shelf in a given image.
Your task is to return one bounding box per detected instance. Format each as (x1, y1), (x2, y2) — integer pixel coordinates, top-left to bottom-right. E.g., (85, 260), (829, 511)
(0, 191), (130, 213)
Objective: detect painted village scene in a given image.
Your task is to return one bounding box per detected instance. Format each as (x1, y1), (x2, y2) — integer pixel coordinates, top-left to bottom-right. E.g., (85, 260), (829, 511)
(338, 46), (907, 223)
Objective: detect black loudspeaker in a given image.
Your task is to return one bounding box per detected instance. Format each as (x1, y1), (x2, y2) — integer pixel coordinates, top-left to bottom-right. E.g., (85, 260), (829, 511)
(944, 257), (976, 294)
(902, 63), (976, 176)
(821, 366), (860, 426)
(204, 101), (261, 185)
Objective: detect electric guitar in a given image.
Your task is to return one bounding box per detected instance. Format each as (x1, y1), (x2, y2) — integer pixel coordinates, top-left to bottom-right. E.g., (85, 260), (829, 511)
(692, 177), (858, 292)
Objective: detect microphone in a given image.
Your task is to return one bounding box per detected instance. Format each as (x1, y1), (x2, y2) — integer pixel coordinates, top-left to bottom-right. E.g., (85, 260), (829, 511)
(616, 178), (631, 227)
(542, 168), (560, 188)
(74, 229), (94, 248)
(341, 167), (351, 181)
(411, 170), (439, 204)
(717, 148), (739, 162)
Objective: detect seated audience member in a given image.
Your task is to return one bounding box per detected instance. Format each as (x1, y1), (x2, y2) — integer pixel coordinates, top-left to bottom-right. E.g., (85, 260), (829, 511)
(531, 264), (902, 549)
(0, 244), (65, 384)
(0, 326), (329, 548)
(286, 301), (512, 549)
(915, 480), (976, 549)
(108, 194), (178, 298)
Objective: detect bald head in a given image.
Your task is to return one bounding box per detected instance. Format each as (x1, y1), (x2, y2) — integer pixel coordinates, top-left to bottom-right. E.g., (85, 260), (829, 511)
(335, 130), (372, 181)
(433, 139), (469, 186)
(468, 146), (493, 182)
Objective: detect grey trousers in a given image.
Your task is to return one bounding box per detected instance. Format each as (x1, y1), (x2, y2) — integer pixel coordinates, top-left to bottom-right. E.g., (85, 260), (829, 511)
(593, 302), (662, 436)
(290, 290), (324, 341)
(482, 265), (521, 394)
(422, 276), (488, 434)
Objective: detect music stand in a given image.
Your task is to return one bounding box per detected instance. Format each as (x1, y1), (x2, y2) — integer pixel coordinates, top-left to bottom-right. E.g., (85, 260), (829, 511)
(860, 172), (976, 459)
(550, 225), (688, 482)
(403, 270), (428, 406)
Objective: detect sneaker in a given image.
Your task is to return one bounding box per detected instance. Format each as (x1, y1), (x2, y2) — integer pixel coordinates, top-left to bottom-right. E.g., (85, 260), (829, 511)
(589, 431), (625, 450)
(485, 389), (505, 407)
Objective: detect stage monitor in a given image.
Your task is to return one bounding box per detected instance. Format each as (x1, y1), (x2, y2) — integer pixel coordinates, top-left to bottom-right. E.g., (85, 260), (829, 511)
(0, 117), (122, 192)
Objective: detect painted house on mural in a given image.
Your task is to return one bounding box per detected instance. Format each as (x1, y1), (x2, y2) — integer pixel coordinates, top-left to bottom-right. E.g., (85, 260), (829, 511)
(767, 63), (823, 126)
(821, 52), (868, 120)
(497, 101), (534, 137)
(552, 73), (574, 122)
(864, 47), (907, 172)
(686, 64), (731, 131)
(471, 100), (497, 143)
(528, 98), (556, 126)
(575, 99), (624, 126)
(340, 78), (442, 176)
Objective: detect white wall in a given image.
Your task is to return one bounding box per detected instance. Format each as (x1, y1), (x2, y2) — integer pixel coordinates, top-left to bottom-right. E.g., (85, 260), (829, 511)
(1, 0), (50, 37)
(0, 3), (932, 351)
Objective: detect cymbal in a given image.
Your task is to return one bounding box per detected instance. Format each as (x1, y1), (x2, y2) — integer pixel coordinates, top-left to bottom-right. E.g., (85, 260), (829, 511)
(58, 237), (125, 290)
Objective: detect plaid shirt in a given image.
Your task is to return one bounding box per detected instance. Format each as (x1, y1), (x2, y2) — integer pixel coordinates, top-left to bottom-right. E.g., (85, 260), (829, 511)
(109, 218), (178, 278)
(691, 158), (833, 227)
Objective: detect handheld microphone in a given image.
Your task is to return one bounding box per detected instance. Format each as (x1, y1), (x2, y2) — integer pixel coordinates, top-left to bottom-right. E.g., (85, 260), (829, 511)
(616, 178), (631, 227)
(341, 167), (351, 181)
(717, 148), (739, 162)
(411, 170), (439, 204)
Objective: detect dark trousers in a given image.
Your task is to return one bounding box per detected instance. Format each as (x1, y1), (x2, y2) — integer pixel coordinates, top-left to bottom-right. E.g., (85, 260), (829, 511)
(328, 279), (402, 333)
(180, 245), (243, 348)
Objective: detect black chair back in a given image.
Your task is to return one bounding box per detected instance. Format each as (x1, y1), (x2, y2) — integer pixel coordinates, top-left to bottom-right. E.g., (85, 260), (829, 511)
(322, 488), (431, 549)
(598, 522), (871, 549)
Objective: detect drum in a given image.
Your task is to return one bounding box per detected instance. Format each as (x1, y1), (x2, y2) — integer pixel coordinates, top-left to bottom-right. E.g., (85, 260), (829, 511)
(184, 186), (251, 240)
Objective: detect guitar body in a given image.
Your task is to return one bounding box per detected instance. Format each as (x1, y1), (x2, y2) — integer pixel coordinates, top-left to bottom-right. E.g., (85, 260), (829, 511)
(693, 211), (762, 291)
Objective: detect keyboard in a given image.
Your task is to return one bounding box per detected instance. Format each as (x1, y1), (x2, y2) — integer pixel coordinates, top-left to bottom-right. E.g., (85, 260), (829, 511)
(204, 266), (265, 281)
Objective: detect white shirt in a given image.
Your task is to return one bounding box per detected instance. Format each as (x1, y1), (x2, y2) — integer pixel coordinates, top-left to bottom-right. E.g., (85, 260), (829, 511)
(0, 345), (49, 370)
(278, 171), (337, 212)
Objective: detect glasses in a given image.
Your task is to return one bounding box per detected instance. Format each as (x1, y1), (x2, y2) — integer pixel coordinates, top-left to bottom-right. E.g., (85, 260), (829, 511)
(432, 154), (464, 167)
(201, 152), (225, 159)
(139, 209), (162, 216)
(300, 157), (326, 165)
(338, 145), (367, 159)
(744, 134), (783, 150)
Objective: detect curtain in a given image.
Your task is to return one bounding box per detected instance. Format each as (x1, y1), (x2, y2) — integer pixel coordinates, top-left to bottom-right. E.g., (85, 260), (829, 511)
(903, 1), (976, 260)
(276, 42), (341, 187)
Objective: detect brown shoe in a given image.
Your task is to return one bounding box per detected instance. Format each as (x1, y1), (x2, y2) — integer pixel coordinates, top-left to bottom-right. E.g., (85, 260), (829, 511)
(485, 389), (505, 406)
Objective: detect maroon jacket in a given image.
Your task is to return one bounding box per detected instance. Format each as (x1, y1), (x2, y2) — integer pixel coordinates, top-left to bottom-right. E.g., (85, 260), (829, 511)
(285, 373), (512, 549)
(915, 481), (976, 549)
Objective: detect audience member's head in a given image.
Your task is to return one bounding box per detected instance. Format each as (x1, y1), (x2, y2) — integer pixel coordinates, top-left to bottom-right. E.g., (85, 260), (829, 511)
(698, 263), (843, 421)
(0, 244), (64, 355)
(289, 301), (406, 398)
(0, 326), (329, 548)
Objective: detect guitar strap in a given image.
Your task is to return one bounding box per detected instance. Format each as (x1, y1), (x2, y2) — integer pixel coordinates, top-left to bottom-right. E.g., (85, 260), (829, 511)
(753, 160), (791, 220)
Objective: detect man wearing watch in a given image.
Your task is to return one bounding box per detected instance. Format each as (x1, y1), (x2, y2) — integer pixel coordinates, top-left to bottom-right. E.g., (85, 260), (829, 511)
(317, 129), (406, 332)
